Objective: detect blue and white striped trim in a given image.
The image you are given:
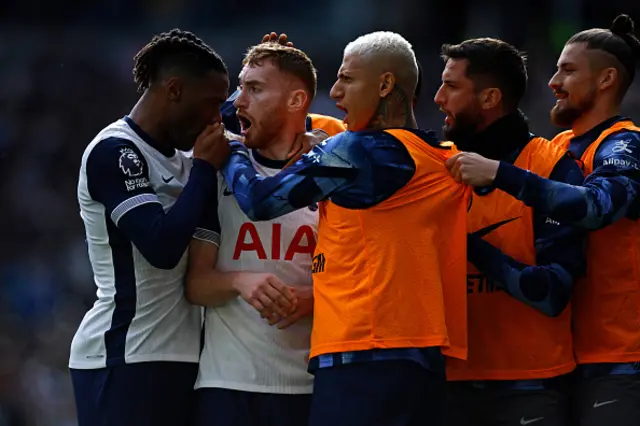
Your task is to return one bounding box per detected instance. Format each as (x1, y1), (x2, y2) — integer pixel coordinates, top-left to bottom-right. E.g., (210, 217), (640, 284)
(193, 228), (221, 246)
(111, 194), (161, 225)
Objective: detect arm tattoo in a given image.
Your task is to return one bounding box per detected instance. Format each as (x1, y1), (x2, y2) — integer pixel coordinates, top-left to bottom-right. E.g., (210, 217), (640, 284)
(366, 85), (416, 130)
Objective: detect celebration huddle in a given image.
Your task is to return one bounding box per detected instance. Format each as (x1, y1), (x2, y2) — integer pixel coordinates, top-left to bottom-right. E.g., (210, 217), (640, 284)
(69, 12), (640, 426)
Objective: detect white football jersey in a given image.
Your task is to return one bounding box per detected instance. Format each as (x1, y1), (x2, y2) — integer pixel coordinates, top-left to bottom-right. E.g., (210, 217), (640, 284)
(196, 151), (318, 394)
(69, 118), (202, 369)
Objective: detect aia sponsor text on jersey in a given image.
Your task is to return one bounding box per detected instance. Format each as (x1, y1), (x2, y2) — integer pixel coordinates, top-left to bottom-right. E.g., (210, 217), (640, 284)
(233, 223), (316, 260)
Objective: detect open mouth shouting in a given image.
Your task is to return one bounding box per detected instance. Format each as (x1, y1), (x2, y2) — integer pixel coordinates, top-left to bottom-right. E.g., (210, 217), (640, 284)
(336, 103), (348, 124)
(237, 112), (253, 136)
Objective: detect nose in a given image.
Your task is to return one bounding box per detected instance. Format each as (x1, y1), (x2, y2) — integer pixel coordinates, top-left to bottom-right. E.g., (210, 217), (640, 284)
(548, 71), (561, 91)
(329, 80), (342, 101)
(434, 85), (445, 106)
(233, 89), (246, 109)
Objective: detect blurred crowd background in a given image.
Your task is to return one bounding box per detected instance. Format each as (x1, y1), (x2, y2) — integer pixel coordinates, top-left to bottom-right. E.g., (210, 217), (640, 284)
(0, 1), (638, 424)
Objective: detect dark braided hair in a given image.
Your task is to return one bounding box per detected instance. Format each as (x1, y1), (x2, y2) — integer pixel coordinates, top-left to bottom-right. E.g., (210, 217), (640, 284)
(567, 14), (640, 96)
(133, 29), (228, 93)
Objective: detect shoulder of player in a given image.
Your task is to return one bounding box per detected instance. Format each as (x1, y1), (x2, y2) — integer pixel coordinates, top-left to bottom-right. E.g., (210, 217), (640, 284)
(595, 130), (640, 161)
(526, 135), (571, 160)
(85, 136), (148, 176)
(307, 113), (339, 122)
(527, 135), (551, 144)
(317, 130), (423, 175)
(325, 129), (448, 158)
(601, 129), (640, 145)
(331, 128), (432, 145)
(307, 113), (346, 135)
(550, 129), (574, 143)
(319, 129), (398, 152)
(86, 136), (144, 159)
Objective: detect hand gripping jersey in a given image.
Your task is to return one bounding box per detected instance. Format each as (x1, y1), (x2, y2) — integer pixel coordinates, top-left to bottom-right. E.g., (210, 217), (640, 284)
(309, 128), (471, 361)
(447, 137), (576, 380)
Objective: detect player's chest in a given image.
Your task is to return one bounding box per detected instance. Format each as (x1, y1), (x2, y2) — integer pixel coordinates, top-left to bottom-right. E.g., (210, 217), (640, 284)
(147, 157), (191, 208)
(217, 194), (318, 262)
(467, 190), (529, 237)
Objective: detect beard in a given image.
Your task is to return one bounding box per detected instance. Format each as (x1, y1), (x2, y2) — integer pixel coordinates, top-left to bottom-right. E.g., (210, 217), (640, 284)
(550, 87), (597, 128)
(243, 108), (287, 150)
(443, 108), (483, 150)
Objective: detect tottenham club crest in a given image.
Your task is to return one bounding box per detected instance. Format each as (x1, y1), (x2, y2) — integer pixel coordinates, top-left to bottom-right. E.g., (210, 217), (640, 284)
(119, 147), (144, 177)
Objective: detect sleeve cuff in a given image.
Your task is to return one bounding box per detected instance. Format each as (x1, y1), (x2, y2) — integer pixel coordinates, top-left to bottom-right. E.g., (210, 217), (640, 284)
(193, 228), (221, 246)
(111, 193), (161, 225)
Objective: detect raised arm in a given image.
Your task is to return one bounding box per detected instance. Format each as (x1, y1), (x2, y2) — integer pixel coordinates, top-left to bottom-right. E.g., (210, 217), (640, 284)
(467, 155), (586, 317)
(85, 137), (217, 270)
(494, 130), (640, 230)
(221, 131), (416, 221)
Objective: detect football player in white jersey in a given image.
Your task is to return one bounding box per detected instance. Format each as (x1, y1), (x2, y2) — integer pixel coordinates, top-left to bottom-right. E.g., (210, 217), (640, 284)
(69, 29), (231, 426)
(185, 42), (345, 426)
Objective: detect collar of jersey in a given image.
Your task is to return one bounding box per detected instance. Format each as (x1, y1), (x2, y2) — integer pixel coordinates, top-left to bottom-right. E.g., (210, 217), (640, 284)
(568, 115), (629, 158)
(251, 149), (288, 169)
(455, 110), (531, 162)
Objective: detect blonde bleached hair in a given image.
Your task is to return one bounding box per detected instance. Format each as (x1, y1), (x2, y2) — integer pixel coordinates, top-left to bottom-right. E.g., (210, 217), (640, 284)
(343, 31), (419, 93)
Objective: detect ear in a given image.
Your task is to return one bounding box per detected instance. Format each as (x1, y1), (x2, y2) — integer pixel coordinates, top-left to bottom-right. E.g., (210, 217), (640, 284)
(287, 89), (308, 113)
(598, 67), (617, 91)
(379, 72), (396, 98)
(479, 87), (502, 110)
(165, 76), (183, 102)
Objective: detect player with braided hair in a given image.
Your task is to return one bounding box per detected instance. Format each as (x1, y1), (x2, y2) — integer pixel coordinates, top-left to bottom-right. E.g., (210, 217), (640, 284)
(69, 29), (230, 426)
(446, 13), (640, 425)
(130, 28), (231, 150)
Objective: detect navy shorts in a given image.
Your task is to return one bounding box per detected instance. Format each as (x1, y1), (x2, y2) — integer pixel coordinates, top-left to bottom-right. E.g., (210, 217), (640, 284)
(70, 361), (197, 426)
(193, 387), (312, 426)
(445, 377), (571, 426)
(572, 365), (640, 426)
(308, 360), (445, 426)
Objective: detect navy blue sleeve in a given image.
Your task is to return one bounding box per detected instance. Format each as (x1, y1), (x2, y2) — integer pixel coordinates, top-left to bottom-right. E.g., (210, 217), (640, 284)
(493, 130), (640, 230)
(220, 131), (416, 221)
(86, 137), (218, 269)
(467, 154), (586, 317)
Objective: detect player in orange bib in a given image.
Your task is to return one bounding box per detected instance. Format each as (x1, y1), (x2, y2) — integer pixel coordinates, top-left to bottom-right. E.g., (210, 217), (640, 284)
(446, 14), (640, 426)
(434, 38), (585, 426)
(211, 31), (470, 426)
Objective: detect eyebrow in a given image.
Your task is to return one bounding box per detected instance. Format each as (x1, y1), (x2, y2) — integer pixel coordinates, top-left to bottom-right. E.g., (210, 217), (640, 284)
(240, 78), (265, 87)
(557, 61), (577, 69)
